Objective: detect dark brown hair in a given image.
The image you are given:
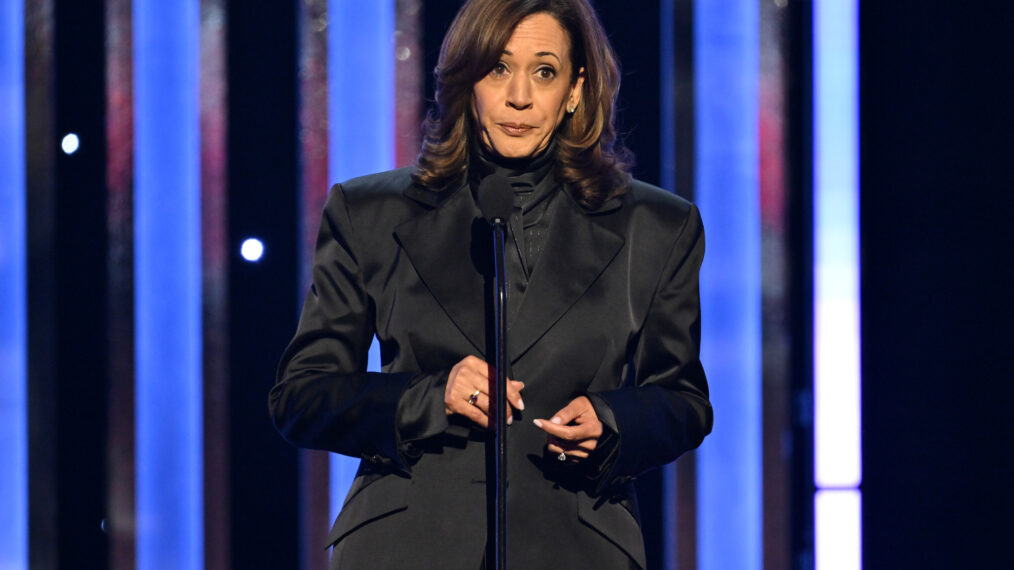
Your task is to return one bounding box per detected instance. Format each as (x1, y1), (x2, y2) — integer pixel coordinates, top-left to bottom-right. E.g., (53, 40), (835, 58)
(413, 0), (633, 209)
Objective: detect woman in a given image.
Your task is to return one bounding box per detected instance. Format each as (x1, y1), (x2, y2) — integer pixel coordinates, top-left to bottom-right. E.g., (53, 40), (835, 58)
(270, 0), (712, 568)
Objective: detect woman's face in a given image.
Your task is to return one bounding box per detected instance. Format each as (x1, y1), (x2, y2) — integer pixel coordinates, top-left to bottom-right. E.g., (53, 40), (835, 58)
(473, 13), (585, 159)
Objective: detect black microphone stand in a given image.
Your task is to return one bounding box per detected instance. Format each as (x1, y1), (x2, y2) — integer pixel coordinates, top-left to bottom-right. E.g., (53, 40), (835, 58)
(478, 172), (512, 570)
(490, 216), (508, 570)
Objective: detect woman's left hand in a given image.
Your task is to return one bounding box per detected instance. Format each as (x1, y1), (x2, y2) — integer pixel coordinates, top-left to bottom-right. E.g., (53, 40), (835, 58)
(533, 396), (603, 461)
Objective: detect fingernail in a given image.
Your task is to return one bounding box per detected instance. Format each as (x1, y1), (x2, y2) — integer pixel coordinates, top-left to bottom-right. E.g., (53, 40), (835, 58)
(533, 419), (543, 428)
(517, 397), (525, 411)
(507, 415), (513, 425)
(551, 416), (562, 424)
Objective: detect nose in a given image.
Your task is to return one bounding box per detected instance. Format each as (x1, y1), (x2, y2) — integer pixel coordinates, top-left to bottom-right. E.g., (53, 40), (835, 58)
(506, 75), (532, 110)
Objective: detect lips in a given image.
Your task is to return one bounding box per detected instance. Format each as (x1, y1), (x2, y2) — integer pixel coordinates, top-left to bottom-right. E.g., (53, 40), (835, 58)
(498, 122), (535, 136)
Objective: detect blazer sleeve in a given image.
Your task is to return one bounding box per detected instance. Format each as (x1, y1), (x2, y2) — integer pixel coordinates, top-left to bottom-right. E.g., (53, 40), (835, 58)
(268, 185), (448, 474)
(589, 204), (713, 492)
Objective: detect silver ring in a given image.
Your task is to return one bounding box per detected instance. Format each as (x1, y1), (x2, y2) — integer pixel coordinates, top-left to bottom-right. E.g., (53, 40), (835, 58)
(557, 451), (567, 462)
(467, 390), (480, 406)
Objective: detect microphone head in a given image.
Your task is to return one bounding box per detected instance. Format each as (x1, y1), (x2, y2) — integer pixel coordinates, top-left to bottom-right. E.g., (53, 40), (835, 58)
(477, 173), (513, 223)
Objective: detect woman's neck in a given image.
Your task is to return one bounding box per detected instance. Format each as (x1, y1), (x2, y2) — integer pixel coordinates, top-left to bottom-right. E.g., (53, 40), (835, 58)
(473, 138), (556, 179)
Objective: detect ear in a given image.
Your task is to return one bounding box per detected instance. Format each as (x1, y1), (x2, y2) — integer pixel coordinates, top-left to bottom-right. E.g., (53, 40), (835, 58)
(568, 67), (586, 110)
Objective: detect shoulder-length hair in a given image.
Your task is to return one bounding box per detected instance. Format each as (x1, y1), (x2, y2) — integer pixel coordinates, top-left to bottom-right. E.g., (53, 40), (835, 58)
(413, 0), (633, 210)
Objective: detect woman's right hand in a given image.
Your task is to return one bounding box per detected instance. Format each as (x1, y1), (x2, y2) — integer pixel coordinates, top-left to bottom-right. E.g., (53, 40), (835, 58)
(444, 355), (525, 429)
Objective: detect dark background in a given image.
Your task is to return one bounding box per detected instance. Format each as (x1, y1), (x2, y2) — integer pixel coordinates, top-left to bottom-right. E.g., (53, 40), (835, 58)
(860, 3), (1014, 567)
(226, 2), (301, 568)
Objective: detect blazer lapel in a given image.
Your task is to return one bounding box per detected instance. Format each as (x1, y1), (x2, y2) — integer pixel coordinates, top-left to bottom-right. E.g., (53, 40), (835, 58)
(507, 191), (625, 361)
(394, 183), (489, 356)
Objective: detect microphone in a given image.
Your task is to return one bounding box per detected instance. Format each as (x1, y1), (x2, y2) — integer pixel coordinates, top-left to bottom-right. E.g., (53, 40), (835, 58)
(477, 173), (513, 224)
(476, 172), (511, 570)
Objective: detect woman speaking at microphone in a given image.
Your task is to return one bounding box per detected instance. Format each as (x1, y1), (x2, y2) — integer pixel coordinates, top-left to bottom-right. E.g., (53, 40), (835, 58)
(269, 0), (712, 567)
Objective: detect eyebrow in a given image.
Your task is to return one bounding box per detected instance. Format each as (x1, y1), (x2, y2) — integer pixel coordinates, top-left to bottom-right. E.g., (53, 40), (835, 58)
(502, 49), (563, 65)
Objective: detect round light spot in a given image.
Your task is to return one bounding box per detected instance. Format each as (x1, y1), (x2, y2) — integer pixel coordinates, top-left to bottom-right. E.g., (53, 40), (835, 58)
(240, 238), (264, 262)
(61, 133), (80, 155)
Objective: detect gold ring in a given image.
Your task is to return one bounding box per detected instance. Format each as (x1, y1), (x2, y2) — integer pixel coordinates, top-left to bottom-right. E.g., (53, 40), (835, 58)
(467, 390), (480, 406)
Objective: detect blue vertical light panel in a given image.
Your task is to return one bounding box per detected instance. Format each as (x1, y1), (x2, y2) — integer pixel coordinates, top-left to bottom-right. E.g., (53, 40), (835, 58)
(813, 0), (861, 567)
(0, 1), (28, 568)
(135, 1), (203, 569)
(327, 0), (395, 522)
(659, 0), (676, 194)
(814, 0), (860, 490)
(694, 1), (762, 570)
(657, 0), (680, 567)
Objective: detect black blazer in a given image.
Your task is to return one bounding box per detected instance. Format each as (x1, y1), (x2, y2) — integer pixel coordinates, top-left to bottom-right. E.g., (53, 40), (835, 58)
(270, 167), (712, 569)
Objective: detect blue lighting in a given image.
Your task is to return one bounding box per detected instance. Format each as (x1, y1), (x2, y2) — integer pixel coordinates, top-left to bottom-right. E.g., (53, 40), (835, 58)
(694, 1), (762, 570)
(135, 1), (203, 569)
(240, 237), (265, 262)
(659, 0), (676, 193)
(326, 0), (395, 522)
(814, 0), (860, 567)
(658, 0), (679, 567)
(0, 1), (28, 568)
(814, 0), (860, 489)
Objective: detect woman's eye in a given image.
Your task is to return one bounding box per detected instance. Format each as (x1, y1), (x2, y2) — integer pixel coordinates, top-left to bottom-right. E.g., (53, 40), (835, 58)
(536, 67), (557, 80)
(490, 62), (508, 76)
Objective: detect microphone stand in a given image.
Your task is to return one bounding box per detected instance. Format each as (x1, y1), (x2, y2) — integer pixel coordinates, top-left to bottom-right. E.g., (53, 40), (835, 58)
(490, 216), (508, 570)
(478, 172), (512, 569)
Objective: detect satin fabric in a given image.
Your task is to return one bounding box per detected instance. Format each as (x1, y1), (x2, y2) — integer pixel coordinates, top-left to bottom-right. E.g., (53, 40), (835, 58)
(269, 167), (713, 569)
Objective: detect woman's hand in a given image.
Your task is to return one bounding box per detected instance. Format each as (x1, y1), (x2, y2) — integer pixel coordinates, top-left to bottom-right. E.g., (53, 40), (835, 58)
(444, 355), (525, 429)
(533, 396), (602, 461)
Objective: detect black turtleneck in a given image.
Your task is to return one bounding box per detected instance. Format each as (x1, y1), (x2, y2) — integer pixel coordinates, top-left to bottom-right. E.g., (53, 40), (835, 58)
(471, 141), (560, 324)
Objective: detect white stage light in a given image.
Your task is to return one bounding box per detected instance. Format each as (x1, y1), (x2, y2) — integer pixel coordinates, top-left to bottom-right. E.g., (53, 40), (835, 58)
(61, 133), (80, 155)
(240, 238), (264, 262)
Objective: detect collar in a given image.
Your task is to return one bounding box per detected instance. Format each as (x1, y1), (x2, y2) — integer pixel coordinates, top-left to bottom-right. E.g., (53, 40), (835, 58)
(468, 138), (556, 189)
(404, 139), (625, 216)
